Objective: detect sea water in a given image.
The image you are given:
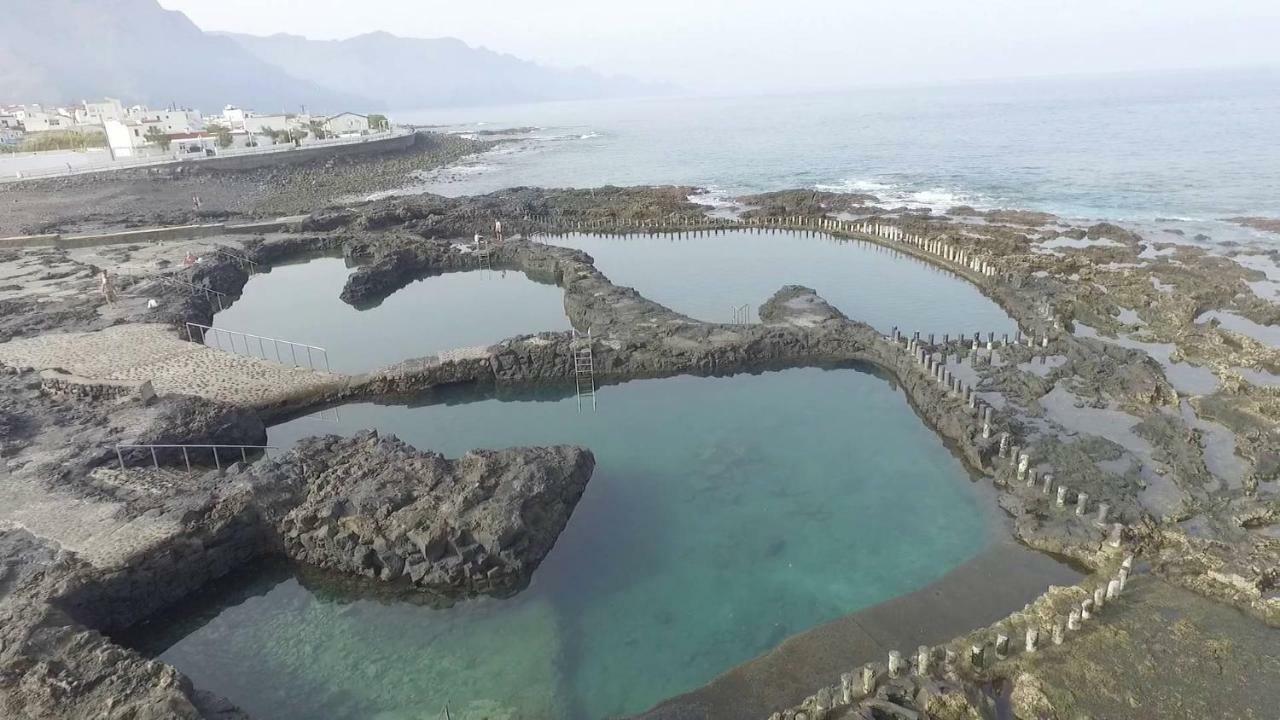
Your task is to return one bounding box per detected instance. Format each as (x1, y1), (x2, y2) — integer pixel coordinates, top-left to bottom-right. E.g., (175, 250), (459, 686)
(209, 256), (571, 374)
(543, 230), (1017, 335)
(127, 366), (992, 720)
(392, 69), (1280, 231)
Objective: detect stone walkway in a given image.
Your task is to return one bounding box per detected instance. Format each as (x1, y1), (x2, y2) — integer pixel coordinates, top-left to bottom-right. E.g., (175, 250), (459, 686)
(0, 469), (184, 571)
(0, 323), (345, 407)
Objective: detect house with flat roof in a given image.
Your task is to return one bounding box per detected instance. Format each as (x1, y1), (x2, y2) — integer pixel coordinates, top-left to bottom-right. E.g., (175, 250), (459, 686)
(323, 112), (370, 136)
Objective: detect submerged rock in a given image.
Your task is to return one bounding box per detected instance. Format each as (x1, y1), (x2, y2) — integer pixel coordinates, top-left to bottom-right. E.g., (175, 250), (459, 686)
(277, 431), (595, 596)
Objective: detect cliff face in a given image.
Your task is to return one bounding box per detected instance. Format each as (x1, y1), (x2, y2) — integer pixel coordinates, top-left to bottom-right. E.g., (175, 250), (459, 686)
(220, 30), (670, 109)
(0, 0), (368, 111)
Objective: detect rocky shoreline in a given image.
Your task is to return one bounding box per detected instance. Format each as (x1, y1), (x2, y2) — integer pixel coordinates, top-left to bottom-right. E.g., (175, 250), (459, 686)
(1, 184), (1278, 718)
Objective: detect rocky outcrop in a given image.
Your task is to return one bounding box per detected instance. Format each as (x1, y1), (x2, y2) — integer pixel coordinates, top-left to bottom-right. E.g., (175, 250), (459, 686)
(276, 431), (595, 596)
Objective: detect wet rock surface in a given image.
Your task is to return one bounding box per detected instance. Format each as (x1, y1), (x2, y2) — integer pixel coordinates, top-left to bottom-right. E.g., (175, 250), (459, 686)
(274, 431), (595, 596)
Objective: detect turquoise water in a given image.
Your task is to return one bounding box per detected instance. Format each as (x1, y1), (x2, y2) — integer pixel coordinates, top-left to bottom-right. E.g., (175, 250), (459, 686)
(209, 256), (570, 373)
(544, 230), (1017, 335)
(133, 367), (992, 720)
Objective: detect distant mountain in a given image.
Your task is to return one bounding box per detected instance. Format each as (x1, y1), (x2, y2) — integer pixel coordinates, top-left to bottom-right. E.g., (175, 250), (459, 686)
(220, 31), (671, 109)
(0, 0), (369, 112)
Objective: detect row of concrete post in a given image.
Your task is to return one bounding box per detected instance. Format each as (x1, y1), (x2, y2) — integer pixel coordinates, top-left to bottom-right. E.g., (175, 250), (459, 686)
(775, 557), (1133, 720)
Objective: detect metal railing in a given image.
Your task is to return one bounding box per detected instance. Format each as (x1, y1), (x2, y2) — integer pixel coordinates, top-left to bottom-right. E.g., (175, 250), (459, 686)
(114, 443), (275, 474)
(730, 304), (752, 325)
(214, 246), (259, 273)
(161, 276), (229, 310)
(186, 322), (331, 371)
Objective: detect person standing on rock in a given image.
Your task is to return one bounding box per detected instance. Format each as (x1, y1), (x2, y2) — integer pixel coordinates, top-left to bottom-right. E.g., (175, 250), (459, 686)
(99, 270), (117, 305)
(494, 219), (503, 242)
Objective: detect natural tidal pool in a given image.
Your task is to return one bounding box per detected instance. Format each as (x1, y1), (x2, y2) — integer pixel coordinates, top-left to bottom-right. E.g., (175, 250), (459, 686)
(209, 256), (571, 374)
(128, 366), (996, 720)
(539, 230), (1018, 335)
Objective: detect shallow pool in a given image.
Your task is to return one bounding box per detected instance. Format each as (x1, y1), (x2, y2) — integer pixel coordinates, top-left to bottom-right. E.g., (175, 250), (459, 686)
(541, 230), (1018, 335)
(209, 256), (571, 373)
(129, 367), (993, 720)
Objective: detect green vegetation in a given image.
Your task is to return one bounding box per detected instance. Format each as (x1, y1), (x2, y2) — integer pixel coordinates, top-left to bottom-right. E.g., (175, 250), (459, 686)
(144, 126), (171, 150)
(308, 120), (330, 140)
(206, 122), (234, 149)
(0, 129), (106, 153)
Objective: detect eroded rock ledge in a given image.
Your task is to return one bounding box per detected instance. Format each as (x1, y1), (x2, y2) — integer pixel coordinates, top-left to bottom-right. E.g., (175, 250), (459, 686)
(276, 431), (595, 596)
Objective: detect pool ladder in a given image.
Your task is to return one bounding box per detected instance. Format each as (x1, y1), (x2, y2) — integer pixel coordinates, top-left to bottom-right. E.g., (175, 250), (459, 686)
(475, 235), (493, 272)
(573, 328), (597, 411)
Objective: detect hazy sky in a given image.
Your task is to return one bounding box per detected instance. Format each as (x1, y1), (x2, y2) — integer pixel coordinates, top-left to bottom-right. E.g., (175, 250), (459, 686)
(159, 0), (1280, 93)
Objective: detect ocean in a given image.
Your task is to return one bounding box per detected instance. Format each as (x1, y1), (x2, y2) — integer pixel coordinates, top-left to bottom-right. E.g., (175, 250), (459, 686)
(389, 67), (1280, 250)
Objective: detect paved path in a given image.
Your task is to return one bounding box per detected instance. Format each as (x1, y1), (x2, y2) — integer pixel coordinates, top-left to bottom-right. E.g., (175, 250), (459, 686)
(0, 323), (345, 407)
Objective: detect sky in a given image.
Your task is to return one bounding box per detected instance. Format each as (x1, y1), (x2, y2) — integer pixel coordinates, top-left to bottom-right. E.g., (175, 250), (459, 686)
(159, 0), (1280, 94)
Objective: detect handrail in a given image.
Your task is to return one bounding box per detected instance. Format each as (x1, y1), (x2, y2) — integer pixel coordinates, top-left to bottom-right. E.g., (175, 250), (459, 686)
(114, 442), (275, 474)
(186, 321), (330, 371)
(161, 276), (228, 310)
(214, 246), (259, 272)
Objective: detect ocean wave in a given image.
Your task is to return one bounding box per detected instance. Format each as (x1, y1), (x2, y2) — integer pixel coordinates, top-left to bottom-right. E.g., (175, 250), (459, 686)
(814, 178), (996, 212)
(578, 132), (602, 140)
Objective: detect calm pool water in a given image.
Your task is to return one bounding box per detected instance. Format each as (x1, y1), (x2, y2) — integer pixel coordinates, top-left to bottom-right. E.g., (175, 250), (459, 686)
(541, 231), (1018, 335)
(130, 367), (993, 720)
(209, 256), (571, 373)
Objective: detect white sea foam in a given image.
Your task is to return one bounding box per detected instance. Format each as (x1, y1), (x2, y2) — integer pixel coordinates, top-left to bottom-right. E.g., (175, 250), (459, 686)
(814, 178), (997, 213)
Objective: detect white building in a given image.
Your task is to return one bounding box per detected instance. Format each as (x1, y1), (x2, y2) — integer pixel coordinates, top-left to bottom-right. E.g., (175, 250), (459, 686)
(103, 120), (149, 157)
(76, 98), (126, 126)
(17, 109), (70, 132)
(242, 114), (292, 135)
(323, 112), (370, 136)
(0, 114), (20, 130)
(221, 105), (249, 130)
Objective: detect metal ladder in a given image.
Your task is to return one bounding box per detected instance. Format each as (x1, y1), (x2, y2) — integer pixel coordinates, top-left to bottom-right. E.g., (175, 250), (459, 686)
(730, 303), (752, 325)
(475, 235), (493, 272)
(572, 328), (596, 411)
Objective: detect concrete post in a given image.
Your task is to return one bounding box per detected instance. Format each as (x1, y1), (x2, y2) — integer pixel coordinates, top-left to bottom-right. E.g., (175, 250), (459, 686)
(1042, 474), (1054, 494)
(1027, 468), (1038, 488)
(1093, 587), (1106, 610)
(994, 633), (1009, 658)
(1108, 523), (1124, 548)
(840, 672), (855, 704)
(1121, 555), (1133, 571)
(861, 665), (876, 695)
(1052, 619), (1065, 645)
(1017, 454), (1030, 481)
(1067, 609), (1081, 630)
(982, 421), (992, 439)
(815, 688), (832, 713)
(999, 433), (1010, 457)
(1096, 503), (1110, 525)
(888, 650), (903, 677)
(1056, 485), (1068, 507)
(1025, 628), (1039, 653)
(970, 644), (984, 669)
(929, 333), (935, 345)
(983, 406), (993, 425)
(1075, 492), (1089, 516)
(916, 645), (931, 676)
(1118, 568), (1128, 592)
(944, 648), (958, 670)
(1107, 579), (1121, 600)
(1081, 599), (1094, 620)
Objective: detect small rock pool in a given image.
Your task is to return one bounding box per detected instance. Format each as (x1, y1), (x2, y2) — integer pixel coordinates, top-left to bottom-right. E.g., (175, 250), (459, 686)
(542, 230), (1019, 335)
(124, 366), (997, 720)
(208, 256), (571, 374)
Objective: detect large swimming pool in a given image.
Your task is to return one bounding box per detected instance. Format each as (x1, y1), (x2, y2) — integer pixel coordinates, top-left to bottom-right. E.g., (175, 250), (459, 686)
(209, 256), (571, 374)
(127, 366), (995, 720)
(541, 230), (1018, 335)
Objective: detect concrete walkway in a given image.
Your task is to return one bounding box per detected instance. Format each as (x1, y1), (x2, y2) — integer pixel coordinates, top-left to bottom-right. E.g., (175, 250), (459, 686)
(0, 323), (345, 408)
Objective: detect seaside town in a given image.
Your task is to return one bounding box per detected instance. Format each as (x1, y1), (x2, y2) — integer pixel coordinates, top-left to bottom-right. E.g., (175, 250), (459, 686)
(1, 97), (390, 164)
